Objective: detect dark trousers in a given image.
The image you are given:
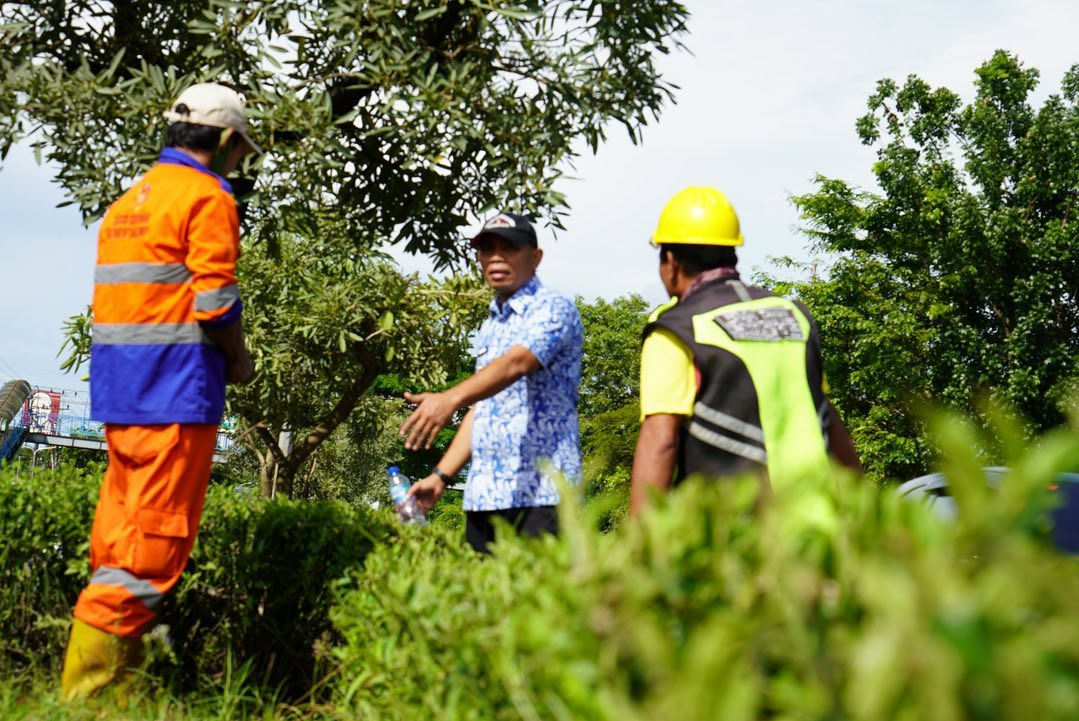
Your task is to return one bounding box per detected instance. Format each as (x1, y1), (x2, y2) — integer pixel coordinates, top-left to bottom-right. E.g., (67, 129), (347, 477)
(464, 505), (559, 554)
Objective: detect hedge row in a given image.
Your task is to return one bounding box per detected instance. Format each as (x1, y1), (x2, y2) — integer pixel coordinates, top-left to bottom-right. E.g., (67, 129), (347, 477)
(330, 414), (1079, 720)
(0, 463), (407, 698)
(3, 408), (1078, 719)
(0, 461), (99, 671)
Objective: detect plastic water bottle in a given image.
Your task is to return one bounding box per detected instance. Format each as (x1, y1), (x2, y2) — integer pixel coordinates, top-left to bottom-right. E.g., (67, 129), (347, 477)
(387, 466), (426, 526)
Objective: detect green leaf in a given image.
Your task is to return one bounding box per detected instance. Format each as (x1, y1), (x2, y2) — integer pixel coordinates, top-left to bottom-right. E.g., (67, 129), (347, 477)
(415, 7), (447, 21)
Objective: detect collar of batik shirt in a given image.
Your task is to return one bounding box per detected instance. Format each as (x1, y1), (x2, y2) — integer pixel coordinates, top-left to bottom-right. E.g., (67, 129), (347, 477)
(488, 275), (543, 318)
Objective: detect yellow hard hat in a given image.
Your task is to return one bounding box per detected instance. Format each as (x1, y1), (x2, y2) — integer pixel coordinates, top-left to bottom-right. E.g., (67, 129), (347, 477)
(651, 186), (744, 247)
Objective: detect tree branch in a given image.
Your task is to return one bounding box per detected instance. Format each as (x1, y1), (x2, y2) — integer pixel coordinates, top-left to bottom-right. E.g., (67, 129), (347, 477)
(255, 424), (290, 467)
(288, 345), (382, 469)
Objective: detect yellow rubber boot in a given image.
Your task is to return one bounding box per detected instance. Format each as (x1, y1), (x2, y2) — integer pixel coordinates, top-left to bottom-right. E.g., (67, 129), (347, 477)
(60, 618), (144, 702)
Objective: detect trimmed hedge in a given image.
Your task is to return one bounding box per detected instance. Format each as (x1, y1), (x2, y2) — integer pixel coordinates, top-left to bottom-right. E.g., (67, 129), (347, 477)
(0, 462), (100, 671)
(3, 407), (1079, 720)
(330, 413), (1079, 720)
(160, 489), (402, 695)
(0, 462), (404, 699)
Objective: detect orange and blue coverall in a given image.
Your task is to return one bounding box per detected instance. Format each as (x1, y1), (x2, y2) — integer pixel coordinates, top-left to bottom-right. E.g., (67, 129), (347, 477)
(74, 148), (242, 636)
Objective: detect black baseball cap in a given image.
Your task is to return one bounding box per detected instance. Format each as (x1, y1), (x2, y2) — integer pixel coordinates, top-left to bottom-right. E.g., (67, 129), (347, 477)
(470, 211), (538, 248)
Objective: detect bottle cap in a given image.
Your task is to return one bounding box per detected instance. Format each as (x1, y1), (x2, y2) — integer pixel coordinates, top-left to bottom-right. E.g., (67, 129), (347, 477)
(387, 465), (399, 475)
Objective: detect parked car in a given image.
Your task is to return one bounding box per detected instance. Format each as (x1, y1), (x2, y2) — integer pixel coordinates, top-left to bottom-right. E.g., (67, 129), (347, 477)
(897, 467), (1079, 553)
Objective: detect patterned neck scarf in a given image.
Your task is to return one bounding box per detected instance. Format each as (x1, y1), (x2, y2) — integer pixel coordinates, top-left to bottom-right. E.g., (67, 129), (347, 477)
(683, 266), (739, 301)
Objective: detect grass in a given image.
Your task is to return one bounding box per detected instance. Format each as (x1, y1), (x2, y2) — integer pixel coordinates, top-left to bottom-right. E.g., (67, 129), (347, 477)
(0, 665), (343, 721)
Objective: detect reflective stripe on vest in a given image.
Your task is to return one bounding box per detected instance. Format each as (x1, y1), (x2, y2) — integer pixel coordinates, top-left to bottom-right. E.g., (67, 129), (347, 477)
(694, 401), (765, 443)
(89, 566), (165, 609)
(95, 262), (192, 285)
(93, 322), (212, 345)
(688, 420), (768, 465)
(729, 279), (753, 302)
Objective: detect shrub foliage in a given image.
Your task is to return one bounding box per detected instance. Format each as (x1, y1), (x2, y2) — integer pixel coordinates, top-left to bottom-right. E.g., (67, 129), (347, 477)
(331, 408), (1079, 720)
(0, 465), (403, 698)
(2, 404), (1078, 719)
(0, 463), (99, 671)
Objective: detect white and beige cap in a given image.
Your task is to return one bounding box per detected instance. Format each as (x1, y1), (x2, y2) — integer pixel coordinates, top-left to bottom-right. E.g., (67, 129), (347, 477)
(162, 82), (262, 155)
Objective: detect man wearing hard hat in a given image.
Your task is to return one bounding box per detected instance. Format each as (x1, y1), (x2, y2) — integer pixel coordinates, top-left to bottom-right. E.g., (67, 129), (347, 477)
(60, 83), (259, 699)
(630, 187), (861, 513)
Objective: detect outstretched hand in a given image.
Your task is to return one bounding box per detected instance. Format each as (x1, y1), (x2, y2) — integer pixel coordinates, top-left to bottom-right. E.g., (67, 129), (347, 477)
(400, 391), (458, 450)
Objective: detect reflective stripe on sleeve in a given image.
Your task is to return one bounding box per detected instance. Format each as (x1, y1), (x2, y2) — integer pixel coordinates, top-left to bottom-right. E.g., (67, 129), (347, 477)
(89, 566), (165, 610)
(93, 322), (212, 345)
(194, 284), (240, 313)
(95, 263), (191, 285)
(688, 421), (768, 465)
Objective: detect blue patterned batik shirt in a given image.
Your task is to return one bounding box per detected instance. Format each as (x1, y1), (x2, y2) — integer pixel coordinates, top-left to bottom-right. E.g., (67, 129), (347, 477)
(464, 276), (583, 511)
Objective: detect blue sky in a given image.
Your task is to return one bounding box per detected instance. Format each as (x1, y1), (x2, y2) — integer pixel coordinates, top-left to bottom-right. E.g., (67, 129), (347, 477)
(2, 0), (1077, 391)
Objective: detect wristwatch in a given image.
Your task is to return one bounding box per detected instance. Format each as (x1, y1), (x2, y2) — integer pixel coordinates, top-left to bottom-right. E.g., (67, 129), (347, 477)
(431, 467), (454, 485)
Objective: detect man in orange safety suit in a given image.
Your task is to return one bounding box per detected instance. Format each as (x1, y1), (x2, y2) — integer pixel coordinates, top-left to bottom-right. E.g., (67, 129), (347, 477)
(60, 83), (260, 700)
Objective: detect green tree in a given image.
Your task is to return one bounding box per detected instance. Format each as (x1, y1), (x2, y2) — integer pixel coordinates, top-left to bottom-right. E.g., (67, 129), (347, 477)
(577, 294), (649, 417)
(6, 1), (689, 493)
(576, 293), (650, 525)
(56, 233), (490, 498)
(289, 394), (410, 503)
(221, 232), (490, 497)
(770, 52), (1079, 480)
(0, 1), (688, 261)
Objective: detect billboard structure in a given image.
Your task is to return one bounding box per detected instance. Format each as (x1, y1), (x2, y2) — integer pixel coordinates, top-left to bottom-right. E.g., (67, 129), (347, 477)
(23, 389), (62, 435)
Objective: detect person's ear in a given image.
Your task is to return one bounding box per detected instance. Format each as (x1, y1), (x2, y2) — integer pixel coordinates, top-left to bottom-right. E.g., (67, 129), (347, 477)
(668, 252), (691, 290)
(531, 247), (543, 270)
(664, 250), (681, 275)
(218, 127), (236, 150)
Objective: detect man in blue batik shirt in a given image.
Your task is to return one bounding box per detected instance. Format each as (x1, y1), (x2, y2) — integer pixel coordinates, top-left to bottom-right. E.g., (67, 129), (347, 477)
(400, 211), (582, 553)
